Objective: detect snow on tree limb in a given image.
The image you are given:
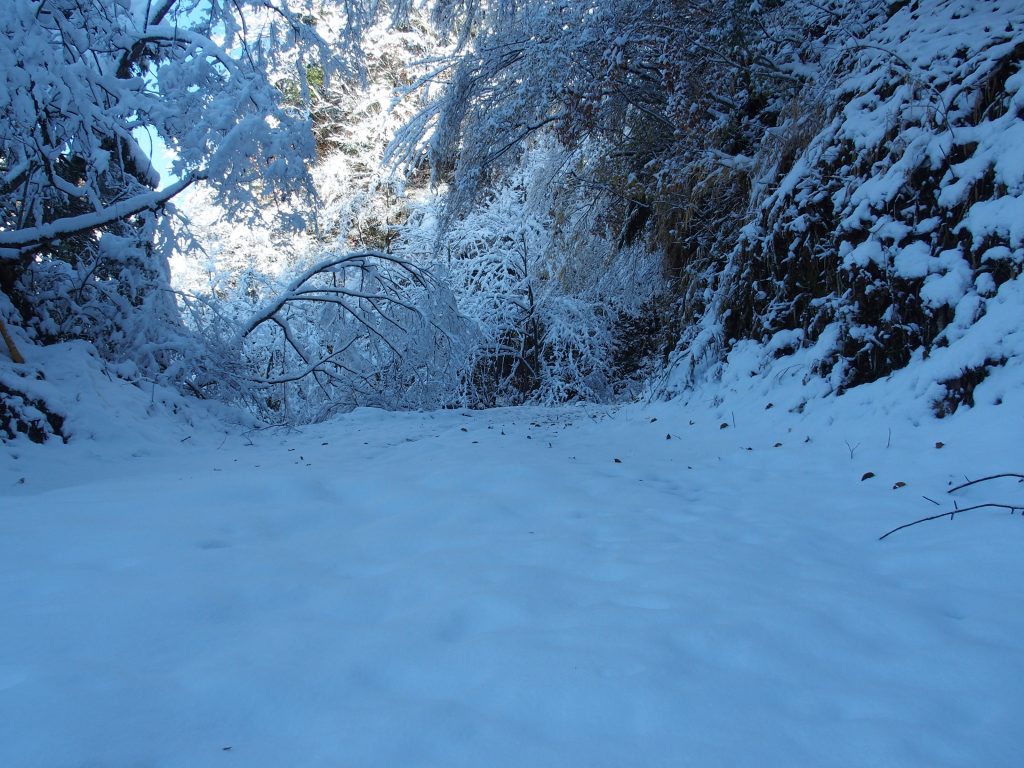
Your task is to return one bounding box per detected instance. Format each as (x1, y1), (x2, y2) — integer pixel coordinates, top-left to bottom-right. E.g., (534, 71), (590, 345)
(0, 173), (204, 259)
(239, 250), (426, 338)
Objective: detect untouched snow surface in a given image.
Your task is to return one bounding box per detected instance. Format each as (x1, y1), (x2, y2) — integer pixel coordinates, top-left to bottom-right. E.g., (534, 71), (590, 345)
(2, 357), (1023, 767)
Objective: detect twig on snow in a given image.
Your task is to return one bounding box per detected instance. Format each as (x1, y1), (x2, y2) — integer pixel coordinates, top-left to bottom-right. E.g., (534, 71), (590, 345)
(948, 473), (1024, 494)
(879, 503), (1024, 541)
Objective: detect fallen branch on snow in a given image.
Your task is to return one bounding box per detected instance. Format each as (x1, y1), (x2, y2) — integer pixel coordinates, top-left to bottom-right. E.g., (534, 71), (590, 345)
(879, 472), (1024, 540)
(947, 474), (1024, 494)
(878, 503), (1024, 541)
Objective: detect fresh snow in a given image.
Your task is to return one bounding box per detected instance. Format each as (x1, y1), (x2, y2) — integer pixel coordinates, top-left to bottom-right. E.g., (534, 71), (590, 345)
(2, 348), (1023, 767)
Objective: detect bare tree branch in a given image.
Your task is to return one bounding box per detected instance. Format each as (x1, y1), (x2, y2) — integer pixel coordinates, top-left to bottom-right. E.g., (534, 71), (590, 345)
(879, 503), (1024, 541)
(948, 474), (1024, 494)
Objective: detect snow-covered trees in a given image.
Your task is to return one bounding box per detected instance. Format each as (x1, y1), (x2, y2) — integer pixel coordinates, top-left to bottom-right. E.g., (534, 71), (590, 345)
(388, 0), (1024, 413)
(1, 0), (471, 431)
(391, 0), (825, 250)
(381, 0), (853, 402)
(166, 12), (471, 419)
(5, 0), (1022, 435)
(0, 0), (380, 377)
(212, 0), (849, 410)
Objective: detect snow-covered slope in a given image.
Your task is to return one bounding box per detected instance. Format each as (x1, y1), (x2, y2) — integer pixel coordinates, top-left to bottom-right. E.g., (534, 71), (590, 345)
(667, 0), (1024, 410)
(2, 361), (1022, 767)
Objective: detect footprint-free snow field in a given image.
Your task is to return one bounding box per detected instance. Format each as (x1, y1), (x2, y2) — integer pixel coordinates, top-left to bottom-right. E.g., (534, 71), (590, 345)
(2, 390), (1023, 767)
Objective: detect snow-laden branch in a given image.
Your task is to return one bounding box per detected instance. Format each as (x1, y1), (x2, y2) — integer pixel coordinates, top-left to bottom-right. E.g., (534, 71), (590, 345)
(223, 244), (465, 418)
(240, 250), (424, 338)
(0, 172), (204, 259)
(127, 26), (247, 76)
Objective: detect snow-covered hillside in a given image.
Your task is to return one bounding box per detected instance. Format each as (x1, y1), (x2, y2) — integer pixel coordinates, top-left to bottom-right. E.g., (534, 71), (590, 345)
(2, 346), (1022, 767)
(669, 0), (1024, 409)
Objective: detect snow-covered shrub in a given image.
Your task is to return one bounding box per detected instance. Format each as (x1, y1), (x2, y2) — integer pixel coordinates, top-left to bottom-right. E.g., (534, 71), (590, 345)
(0, 375), (66, 443)
(440, 166), (614, 406)
(181, 248), (467, 422)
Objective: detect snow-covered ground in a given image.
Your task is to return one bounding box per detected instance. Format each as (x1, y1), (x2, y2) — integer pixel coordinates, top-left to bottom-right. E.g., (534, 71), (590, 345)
(1, 351), (1023, 767)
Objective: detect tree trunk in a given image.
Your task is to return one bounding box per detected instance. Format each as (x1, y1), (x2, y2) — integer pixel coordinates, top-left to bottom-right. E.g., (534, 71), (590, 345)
(0, 316), (25, 364)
